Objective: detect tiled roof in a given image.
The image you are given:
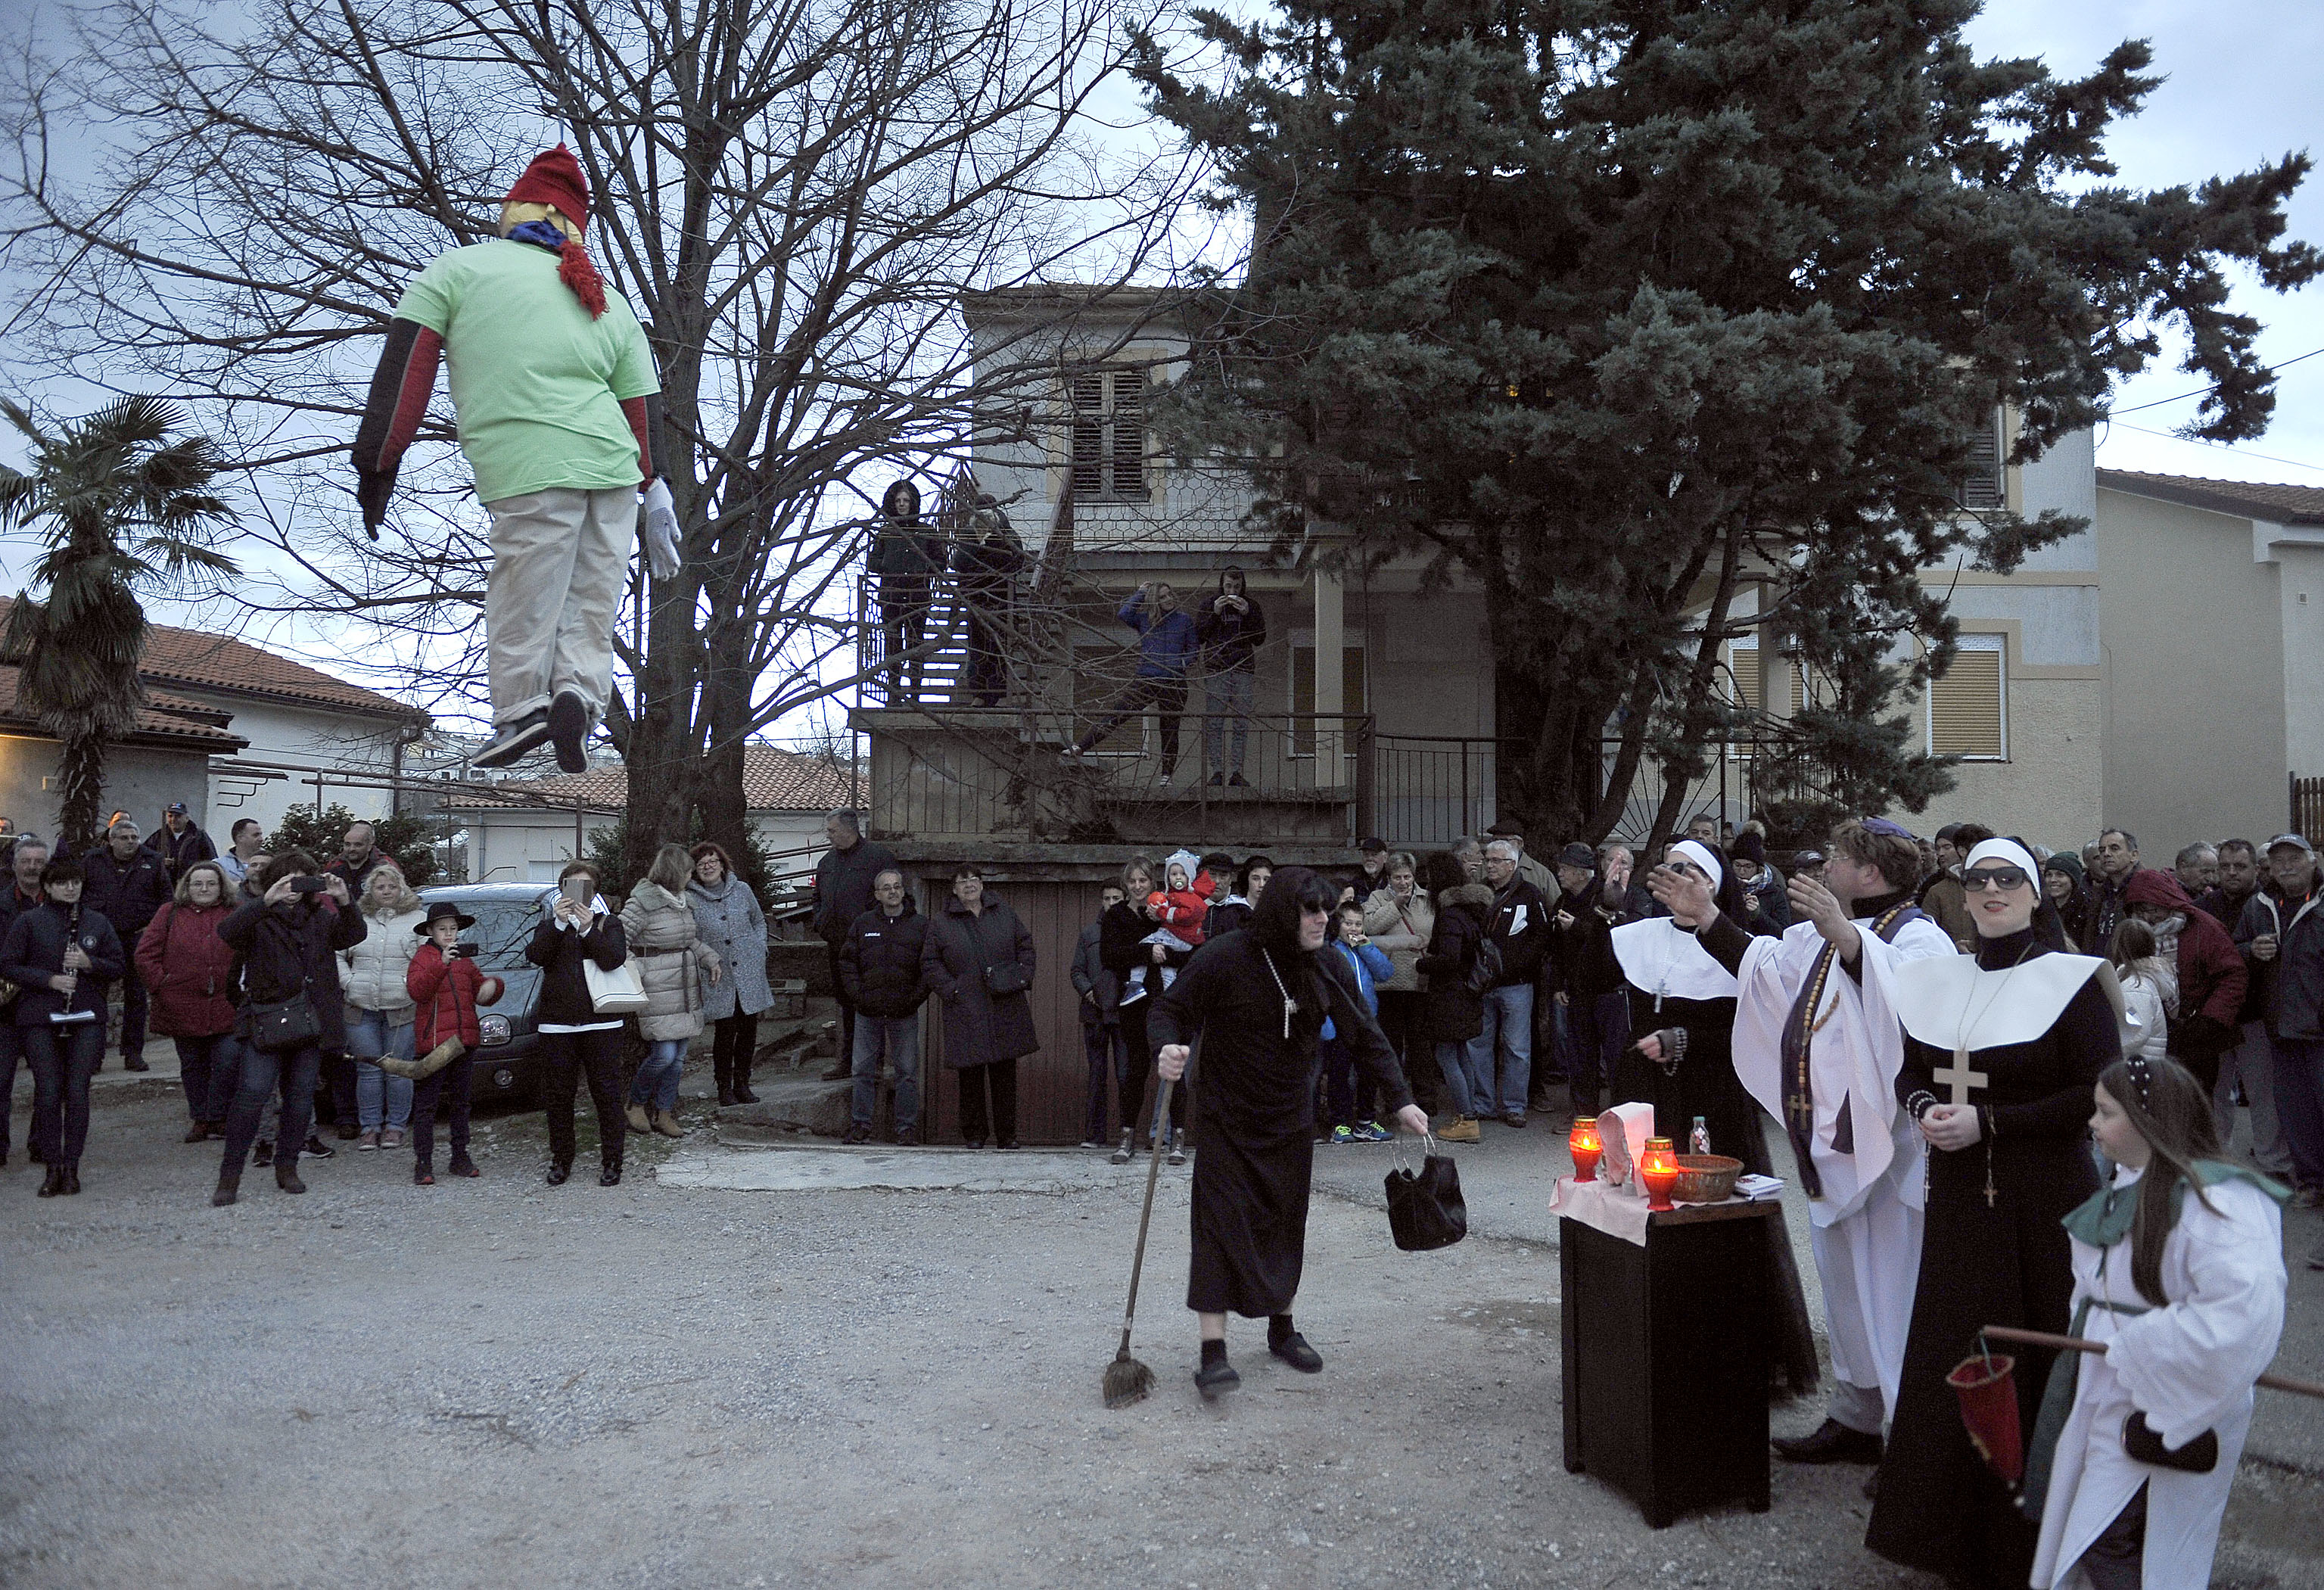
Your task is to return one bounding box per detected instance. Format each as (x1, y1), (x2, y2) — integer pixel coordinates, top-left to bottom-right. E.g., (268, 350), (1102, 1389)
(2097, 469), (2324, 526)
(441, 745), (857, 814)
(0, 665), (247, 748)
(0, 599), (430, 723)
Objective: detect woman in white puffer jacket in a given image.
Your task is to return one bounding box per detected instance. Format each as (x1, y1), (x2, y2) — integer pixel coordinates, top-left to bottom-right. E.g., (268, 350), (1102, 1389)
(342, 862), (428, 1150)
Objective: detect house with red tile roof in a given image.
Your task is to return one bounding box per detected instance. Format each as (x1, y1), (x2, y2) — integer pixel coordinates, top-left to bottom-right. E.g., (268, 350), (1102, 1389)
(438, 745), (857, 885)
(0, 601), (427, 845)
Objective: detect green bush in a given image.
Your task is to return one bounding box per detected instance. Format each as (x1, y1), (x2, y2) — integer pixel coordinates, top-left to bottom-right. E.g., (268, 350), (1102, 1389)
(265, 801), (443, 887)
(586, 809), (779, 910)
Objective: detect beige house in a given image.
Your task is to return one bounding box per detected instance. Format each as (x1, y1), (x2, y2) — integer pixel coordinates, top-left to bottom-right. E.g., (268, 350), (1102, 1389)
(440, 745), (857, 885)
(2080, 470), (2324, 850)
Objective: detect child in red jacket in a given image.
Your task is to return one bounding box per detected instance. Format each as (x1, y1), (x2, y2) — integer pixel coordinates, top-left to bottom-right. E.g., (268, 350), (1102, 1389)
(1148, 848), (1212, 947)
(406, 901), (486, 1184)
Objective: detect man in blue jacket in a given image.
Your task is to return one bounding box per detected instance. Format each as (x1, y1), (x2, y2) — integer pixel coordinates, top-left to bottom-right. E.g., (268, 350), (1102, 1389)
(1068, 582), (1199, 786)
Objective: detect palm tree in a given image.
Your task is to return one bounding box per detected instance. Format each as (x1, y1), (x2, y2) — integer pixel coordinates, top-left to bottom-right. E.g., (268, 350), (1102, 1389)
(0, 396), (236, 847)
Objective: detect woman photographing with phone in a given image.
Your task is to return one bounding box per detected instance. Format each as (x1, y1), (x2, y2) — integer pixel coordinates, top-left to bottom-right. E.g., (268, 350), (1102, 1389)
(529, 861), (630, 1185)
(213, 852), (365, 1205)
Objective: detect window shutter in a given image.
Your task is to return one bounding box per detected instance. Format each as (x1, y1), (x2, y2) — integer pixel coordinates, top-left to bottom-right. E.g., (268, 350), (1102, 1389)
(1928, 636), (2005, 758)
(1109, 367), (1145, 498)
(1069, 372), (1105, 496)
(1955, 407), (2003, 511)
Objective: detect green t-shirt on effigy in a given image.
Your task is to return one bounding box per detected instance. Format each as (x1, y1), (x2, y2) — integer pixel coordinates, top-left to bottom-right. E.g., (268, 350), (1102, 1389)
(394, 238), (659, 504)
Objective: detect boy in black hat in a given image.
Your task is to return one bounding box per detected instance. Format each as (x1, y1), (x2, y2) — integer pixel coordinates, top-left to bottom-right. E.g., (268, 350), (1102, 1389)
(406, 901), (489, 1184)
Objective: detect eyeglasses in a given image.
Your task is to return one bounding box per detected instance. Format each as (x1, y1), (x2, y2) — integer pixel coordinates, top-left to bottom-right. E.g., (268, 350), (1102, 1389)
(1962, 866), (2030, 892)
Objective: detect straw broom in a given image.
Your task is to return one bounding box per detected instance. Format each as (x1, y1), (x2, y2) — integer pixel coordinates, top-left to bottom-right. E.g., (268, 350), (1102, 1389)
(1103, 1077), (1175, 1409)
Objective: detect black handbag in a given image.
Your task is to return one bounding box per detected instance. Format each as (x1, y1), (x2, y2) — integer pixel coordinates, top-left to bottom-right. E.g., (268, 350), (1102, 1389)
(984, 960), (1030, 996)
(249, 990), (322, 1053)
(1383, 1135), (1468, 1251)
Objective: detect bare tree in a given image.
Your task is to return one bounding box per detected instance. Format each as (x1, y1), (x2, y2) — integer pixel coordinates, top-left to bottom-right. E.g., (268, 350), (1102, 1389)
(2, 0), (1199, 871)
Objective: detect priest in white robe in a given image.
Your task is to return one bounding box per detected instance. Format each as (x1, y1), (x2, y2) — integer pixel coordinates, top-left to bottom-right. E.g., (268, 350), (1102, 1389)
(1690, 817), (1956, 1463)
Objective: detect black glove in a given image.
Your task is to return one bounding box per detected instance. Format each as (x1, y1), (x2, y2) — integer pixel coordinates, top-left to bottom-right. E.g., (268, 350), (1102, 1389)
(355, 464), (397, 540)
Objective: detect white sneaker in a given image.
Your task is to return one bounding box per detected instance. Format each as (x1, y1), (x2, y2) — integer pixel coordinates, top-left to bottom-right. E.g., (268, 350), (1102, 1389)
(1158, 773), (1173, 790)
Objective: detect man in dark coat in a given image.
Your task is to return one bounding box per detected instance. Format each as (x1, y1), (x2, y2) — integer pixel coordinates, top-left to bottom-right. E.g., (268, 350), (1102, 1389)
(838, 867), (930, 1144)
(81, 820), (171, 1072)
(919, 868), (1038, 1149)
(146, 801), (217, 885)
(0, 835), (49, 1164)
(1152, 866), (1428, 1399)
(867, 480), (945, 699)
(812, 808), (899, 1081)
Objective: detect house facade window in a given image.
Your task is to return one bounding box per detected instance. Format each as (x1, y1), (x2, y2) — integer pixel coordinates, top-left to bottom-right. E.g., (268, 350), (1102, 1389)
(1069, 366), (1146, 500)
(1927, 633), (2006, 759)
(1955, 405), (2004, 511)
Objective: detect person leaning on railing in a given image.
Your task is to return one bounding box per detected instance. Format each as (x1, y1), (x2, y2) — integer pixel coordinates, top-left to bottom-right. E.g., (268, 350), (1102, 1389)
(867, 478), (944, 699)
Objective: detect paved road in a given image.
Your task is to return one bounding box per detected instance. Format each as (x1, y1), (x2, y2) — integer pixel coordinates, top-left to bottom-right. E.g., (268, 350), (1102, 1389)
(2, 1088), (2317, 1589)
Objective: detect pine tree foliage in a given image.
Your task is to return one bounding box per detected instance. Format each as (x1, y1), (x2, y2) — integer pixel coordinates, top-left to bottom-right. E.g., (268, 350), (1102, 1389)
(1136, 0), (2316, 841)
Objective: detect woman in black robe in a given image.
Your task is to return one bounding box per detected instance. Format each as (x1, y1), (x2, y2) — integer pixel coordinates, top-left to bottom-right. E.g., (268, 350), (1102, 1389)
(1150, 867), (1428, 1398)
(1618, 839), (1821, 1397)
(1867, 837), (2116, 1588)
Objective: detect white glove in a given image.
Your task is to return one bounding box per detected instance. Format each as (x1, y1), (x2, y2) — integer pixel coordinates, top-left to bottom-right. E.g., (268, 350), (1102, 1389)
(642, 478), (682, 582)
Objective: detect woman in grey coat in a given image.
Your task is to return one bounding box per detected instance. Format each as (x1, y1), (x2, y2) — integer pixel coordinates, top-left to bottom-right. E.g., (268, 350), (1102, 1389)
(620, 845), (723, 1137)
(688, 842), (771, 1106)
(921, 863), (1038, 1148)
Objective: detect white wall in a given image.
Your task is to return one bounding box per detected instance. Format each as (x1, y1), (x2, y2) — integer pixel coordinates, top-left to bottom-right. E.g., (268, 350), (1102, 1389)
(464, 807), (829, 886)
(0, 734), (221, 847)
(188, 695), (408, 839)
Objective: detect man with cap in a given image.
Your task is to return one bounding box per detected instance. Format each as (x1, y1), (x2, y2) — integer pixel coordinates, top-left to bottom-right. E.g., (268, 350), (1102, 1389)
(353, 145), (680, 775)
(1482, 817), (1558, 905)
(146, 801), (216, 886)
(1354, 837), (1392, 901)
(2234, 834), (2324, 1234)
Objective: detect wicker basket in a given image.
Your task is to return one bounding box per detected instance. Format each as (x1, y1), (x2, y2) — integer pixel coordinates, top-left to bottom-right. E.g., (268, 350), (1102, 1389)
(1672, 1153), (1743, 1203)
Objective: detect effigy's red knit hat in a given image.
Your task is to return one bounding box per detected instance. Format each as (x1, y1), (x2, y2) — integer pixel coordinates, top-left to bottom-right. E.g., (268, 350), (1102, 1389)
(504, 145), (607, 318)
(506, 145), (591, 230)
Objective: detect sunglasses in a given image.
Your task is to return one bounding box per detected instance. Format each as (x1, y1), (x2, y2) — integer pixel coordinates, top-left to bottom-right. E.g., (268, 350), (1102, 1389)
(1662, 860), (1705, 879)
(1962, 866), (2031, 892)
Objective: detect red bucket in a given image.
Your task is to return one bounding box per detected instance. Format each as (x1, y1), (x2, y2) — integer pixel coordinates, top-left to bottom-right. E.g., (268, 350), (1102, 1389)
(1948, 1351), (2023, 1485)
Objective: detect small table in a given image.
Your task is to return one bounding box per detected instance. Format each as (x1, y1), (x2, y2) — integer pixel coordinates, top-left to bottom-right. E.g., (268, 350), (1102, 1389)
(1559, 1199), (1778, 1528)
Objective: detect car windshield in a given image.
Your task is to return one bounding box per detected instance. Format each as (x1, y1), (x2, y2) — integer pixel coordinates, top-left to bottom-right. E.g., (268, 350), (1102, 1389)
(450, 896), (552, 972)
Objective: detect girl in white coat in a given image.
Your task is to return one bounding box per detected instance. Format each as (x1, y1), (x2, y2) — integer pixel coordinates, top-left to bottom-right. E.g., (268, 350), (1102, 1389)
(2027, 1053), (2288, 1590)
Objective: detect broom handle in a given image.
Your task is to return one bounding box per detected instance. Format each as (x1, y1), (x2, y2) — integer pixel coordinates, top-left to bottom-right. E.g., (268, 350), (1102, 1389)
(1980, 1324), (2324, 1401)
(1116, 1075), (1176, 1353)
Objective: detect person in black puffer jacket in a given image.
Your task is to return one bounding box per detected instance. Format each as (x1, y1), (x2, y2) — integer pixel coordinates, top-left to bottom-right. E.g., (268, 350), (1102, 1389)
(212, 851), (365, 1203)
(1418, 860), (1496, 1143)
(2, 856), (125, 1195)
(527, 860), (630, 1187)
(838, 867), (930, 1144)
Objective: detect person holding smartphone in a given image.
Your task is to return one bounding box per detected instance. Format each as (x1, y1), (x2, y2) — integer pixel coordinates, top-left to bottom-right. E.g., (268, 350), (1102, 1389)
(406, 901), (488, 1185)
(212, 852), (364, 1204)
(530, 861), (630, 1185)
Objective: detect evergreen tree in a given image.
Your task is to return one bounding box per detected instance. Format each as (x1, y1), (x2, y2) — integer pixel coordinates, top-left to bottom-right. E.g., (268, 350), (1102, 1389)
(1137, 0), (2316, 841)
(0, 397), (236, 847)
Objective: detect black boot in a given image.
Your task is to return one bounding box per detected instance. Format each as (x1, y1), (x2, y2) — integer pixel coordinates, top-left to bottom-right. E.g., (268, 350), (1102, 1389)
(212, 1175), (239, 1207)
(714, 1050), (736, 1108)
(600, 1156), (623, 1187)
(36, 1165), (64, 1197)
(731, 1053), (758, 1105)
(546, 1162), (571, 1186)
(275, 1161), (306, 1195)
(61, 1163), (80, 1196)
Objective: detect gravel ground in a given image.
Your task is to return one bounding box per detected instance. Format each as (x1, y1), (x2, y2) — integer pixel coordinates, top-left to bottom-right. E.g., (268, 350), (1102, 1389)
(2, 1082), (2319, 1590)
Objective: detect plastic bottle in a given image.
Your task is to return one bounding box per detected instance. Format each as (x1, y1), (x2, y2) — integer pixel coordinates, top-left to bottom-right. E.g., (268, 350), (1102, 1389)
(1689, 1115), (1711, 1156)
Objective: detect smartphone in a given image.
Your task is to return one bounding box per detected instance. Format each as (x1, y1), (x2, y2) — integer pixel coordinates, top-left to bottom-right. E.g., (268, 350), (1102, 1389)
(452, 941), (480, 960)
(562, 876), (594, 907)
(291, 875), (328, 895)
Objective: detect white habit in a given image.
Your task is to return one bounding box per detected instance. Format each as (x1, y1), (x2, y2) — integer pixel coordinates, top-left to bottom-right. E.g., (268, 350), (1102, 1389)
(1732, 905), (1955, 1429)
(2030, 1168), (2285, 1589)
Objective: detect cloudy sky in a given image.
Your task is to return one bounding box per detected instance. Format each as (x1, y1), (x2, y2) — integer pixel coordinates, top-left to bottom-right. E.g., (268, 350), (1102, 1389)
(1962, 0), (2324, 485)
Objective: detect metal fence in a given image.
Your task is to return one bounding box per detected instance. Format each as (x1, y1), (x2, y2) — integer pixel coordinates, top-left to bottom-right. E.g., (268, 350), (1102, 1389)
(2293, 773), (2324, 846)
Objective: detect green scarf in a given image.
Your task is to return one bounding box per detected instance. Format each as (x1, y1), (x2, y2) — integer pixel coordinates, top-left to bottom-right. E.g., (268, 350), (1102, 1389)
(2021, 1161), (2289, 1520)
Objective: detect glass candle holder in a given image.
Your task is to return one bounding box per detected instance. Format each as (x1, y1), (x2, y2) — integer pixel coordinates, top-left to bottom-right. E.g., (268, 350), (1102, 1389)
(1640, 1135), (1679, 1212)
(1568, 1115), (1602, 1183)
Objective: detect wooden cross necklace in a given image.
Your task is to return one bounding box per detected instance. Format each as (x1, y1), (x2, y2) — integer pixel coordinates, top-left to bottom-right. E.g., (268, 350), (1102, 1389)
(1946, 938), (2038, 1206)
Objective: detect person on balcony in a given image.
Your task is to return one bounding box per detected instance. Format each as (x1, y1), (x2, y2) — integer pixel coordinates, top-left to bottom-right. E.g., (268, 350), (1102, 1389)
(1068, 581), (1198, 787)
(951, 504), (1024, 708)
(1194, 566), (1265, 787)
(867, 479), (945, 700)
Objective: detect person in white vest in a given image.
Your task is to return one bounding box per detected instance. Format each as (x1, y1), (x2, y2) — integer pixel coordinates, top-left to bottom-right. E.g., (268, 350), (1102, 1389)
(1719, 817), (1958, 1466)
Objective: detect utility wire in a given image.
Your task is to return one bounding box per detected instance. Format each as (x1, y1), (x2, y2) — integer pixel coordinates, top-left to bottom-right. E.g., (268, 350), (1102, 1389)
(2107, 346), (2324, 416)
(2107, 419), (2324, 477)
